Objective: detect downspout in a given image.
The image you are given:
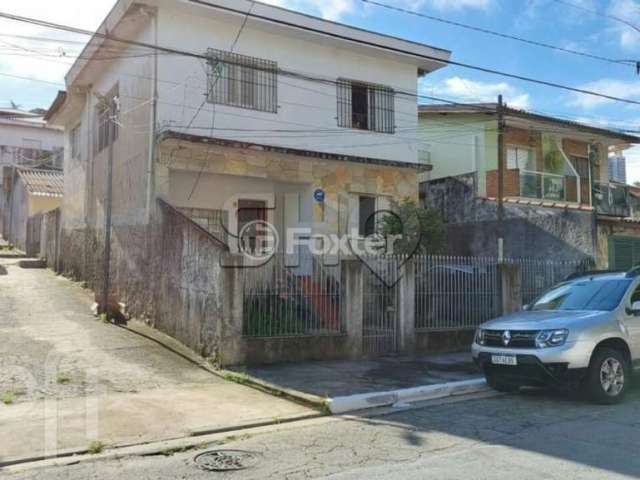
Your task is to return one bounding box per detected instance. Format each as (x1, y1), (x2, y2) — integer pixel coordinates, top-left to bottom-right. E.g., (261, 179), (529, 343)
(145, 7), (159, 224)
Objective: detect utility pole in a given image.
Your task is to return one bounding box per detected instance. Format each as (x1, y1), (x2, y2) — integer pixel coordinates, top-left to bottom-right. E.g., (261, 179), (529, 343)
(102, 97), (116, 319)
(497, 94), (505, 262)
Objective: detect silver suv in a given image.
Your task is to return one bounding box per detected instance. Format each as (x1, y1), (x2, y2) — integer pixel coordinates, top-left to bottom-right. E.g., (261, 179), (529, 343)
(472, 270), (640, 404)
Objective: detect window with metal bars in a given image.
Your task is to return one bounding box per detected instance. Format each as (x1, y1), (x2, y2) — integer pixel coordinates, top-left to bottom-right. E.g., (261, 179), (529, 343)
(207, 48), (278, 113)
(94, 84), (119, 155)
(337, 79), (395, 134)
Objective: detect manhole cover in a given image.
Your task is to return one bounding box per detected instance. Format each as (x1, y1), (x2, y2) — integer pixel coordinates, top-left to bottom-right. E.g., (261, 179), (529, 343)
(194, 450), (259, 472)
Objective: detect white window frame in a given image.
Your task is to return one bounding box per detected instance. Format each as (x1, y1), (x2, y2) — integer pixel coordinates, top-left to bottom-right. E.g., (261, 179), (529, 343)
(506, 145), (535, 171)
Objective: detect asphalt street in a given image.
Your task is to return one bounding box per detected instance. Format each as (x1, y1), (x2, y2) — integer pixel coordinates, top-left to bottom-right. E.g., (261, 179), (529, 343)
(5, 384), (640, 479)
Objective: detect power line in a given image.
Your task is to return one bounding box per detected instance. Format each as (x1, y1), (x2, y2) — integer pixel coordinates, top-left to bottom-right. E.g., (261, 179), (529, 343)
(550, 0), (640, 34)
(361, 0), (636, 68)
(188, 0), (255, 200)
(0, 71), (64, 86)
(2, 9), (640, 107)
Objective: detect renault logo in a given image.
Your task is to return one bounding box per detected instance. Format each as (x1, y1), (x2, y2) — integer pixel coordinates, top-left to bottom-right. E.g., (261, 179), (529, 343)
(502, 330), (512, 346)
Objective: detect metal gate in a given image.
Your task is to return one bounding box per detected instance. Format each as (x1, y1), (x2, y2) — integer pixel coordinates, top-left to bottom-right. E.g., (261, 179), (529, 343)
(362, 256), (400, 356)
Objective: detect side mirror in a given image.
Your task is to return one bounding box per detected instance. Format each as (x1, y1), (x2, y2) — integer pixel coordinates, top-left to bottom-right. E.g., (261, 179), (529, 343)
(628, 301), (640, 316)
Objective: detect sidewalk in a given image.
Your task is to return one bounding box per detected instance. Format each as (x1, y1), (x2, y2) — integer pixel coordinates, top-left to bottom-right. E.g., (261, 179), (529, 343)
(230, 352), (488, 413)
(0, 259), (315, 466)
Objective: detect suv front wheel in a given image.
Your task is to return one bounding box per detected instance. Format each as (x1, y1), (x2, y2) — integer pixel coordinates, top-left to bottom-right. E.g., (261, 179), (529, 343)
(584, 348), (629, 405)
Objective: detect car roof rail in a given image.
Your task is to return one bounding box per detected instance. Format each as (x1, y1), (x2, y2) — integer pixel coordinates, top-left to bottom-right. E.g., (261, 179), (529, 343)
(565, 269), (621, 281)
(626, 266), (640, 278)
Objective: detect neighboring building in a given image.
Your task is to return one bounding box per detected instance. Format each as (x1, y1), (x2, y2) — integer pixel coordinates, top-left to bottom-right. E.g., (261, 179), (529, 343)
(0, 108), (63, 242)
(419, 103), (640, 265)
(45, 0), (450, 360)
(0, 108), (63, 169)
(0, 167), (64, 250)
(608, 149), (627, 184)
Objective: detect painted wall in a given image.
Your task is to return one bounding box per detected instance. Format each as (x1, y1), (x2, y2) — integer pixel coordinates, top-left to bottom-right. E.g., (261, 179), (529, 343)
(154, 1), (422, 164)
(0, 121), (63, 166)
(418, 114), (497, 196)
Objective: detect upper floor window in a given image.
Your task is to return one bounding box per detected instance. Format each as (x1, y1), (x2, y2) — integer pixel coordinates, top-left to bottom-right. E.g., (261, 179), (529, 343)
(95, 85), (119, 155)
(337, 79), (395, 134)
(70, 124), (82, 161)
(507, 146), (535, 171)
(207, 49), (278, 113)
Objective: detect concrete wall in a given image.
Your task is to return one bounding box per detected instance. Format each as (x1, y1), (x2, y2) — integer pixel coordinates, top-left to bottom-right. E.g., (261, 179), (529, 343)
(423, 175), (596, 261)
(8, 179), (29, 250)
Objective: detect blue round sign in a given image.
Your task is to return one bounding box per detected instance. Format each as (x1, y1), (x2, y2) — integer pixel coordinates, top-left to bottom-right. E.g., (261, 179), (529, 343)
(313, 189), (326, 203)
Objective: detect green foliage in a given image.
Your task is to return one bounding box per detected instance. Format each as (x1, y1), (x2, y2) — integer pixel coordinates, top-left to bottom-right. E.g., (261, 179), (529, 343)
(379, 197), (445, 255)
(56, 372), (71, 384)
(542, 135), (564, 174)
(1, 391), (15, 405)
(87, 441), (106, 454)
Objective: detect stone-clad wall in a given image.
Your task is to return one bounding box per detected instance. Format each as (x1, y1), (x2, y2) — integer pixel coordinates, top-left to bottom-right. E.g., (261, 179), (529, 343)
(156, 139), (419, 234)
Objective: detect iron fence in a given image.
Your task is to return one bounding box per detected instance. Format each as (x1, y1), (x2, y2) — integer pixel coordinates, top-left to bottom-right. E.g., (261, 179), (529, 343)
(415, 255), (592, 332)
(242, 255), (343, 338)
(517, 257), (594, 306)
(415, 255), (499, 331)
(362, 255), (403, 355)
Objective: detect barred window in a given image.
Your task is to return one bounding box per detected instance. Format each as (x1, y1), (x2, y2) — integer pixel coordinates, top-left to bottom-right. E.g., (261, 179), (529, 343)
(207, 49), (278, 113)
(70, 124), (82, 161)
(95, 85), (119, 155)
(337, 79), (395, 134)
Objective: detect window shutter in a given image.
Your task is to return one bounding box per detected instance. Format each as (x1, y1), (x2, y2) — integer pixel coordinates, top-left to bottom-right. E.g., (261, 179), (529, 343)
(610, 237), (634, 270)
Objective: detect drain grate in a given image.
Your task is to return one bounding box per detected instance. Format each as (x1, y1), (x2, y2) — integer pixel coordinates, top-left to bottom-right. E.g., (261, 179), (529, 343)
(194, 450), (259, 472)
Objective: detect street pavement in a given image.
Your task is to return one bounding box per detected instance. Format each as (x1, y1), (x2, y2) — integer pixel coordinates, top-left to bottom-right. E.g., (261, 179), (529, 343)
(0, 258), (313, 463)
(5, 385), (640, 479)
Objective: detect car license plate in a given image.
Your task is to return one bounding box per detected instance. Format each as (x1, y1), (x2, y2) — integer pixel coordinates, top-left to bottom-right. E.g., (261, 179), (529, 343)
(491, 354), (517, 366)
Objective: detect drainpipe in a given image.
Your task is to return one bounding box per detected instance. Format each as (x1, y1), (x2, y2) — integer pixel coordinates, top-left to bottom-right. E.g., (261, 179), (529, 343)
(145, 7), (159, 224)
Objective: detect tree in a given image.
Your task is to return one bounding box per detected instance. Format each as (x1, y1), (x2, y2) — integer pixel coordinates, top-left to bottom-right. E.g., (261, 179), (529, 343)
(379, 197), (445, 255)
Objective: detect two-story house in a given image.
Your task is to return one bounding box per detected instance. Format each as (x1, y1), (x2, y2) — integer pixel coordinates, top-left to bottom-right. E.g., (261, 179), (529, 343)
(418, 103), (640, 266)
(44, 0), (450, 357)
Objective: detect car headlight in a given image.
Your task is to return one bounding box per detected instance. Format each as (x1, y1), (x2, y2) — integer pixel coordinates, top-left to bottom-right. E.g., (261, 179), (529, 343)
(535, 329), (569, 348)
(475, 328), (485, 345)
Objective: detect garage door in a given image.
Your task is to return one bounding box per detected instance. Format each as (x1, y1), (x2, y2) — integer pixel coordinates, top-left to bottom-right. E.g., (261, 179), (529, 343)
(609, 236), (640, 271)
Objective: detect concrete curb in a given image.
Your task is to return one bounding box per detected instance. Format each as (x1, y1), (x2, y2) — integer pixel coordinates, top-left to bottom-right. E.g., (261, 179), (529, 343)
(217, 369), (328, 411)
(0, 412), (323, 470)
(327, 378), (489, 414)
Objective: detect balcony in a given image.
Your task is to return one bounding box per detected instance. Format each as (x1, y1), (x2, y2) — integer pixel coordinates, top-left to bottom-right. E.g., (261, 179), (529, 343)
(594, 182), (631, 218)
(487, 168), (582, 204)
(520, 170), (568, 202)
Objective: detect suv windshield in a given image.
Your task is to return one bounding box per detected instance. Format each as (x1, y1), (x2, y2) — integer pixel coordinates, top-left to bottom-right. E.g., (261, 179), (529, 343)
(530, 278), (632, 312)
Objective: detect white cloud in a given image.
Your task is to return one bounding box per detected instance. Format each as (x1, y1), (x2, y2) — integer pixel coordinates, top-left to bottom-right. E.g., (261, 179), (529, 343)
(607, 0), (640, 51)
(0, 0), (115, 84)
(568, 78), (640, 109)
(424, 76), (531, 110)
(262, 0), (355, 21)
(262, 0), (492, 21)
(428, 0), (492, 10)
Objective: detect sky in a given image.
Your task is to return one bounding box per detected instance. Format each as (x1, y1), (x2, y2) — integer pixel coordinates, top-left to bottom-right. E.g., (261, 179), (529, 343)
(1, 0), (639, 180)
